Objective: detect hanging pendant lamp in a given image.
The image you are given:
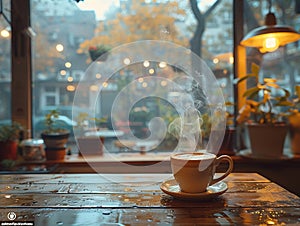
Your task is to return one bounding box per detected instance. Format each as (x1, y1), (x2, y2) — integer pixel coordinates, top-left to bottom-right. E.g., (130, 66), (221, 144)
(240, 0), (300, 53)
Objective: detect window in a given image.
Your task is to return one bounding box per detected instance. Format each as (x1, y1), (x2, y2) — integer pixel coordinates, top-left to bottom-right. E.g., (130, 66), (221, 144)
(30, 0), (234, 155)
(3, 0), (297, 160)
(0, 0), (11, 125)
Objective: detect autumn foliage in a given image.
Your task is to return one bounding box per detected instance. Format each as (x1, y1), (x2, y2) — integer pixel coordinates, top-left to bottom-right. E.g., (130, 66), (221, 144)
(77, 0), (188, 59)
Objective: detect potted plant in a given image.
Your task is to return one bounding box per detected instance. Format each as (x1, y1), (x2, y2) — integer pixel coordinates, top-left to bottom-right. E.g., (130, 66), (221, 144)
(236, 63), (293, 159)
(287, 85), (300, 155)
(0, 122), (23, 161)
(41, 110), (70, 160)
(88, 44), (111, 61)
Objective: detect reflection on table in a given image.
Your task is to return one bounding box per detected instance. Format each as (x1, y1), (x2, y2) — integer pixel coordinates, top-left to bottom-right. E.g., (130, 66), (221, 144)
(0, 173), (299, 225)
(84, 130), (125, 138)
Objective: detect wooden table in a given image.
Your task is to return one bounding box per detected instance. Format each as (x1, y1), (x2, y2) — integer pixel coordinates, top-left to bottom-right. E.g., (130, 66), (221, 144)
(0, 173), (299, 225)
(4, 152), (300, 196)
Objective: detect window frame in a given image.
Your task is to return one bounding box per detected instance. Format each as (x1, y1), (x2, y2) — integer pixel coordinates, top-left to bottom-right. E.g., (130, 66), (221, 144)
(11, 0), (32, 135)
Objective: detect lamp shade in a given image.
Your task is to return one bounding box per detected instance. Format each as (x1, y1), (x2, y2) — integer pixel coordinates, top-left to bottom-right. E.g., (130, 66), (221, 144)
(240, 11), (300, 52)
(241, 25), (300, 48)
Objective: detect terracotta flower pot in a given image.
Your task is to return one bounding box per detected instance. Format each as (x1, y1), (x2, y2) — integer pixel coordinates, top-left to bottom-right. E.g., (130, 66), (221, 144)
(0, 140), (18, 161)
(45, 147), (66, 161)
(41, 132), (69, 149)
(41, 132), (69, 160)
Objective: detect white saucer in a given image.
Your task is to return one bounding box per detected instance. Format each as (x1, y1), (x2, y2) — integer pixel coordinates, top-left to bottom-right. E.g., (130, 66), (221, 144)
(239, 149), (293, 161)
(160, 179), (228, 200)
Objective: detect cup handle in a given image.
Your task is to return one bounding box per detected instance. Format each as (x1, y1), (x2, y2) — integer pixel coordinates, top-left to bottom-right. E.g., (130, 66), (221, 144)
(209, 155), (233, 186)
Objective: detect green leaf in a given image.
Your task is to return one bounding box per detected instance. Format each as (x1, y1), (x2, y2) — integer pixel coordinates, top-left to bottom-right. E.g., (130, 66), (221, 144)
(275, 100), (294, 107)
(262, 88), (272, 93)
(265, 82), (279, 88)
(282, 88), (291, 98)
(243, 86), (260, 98)
(251, 63), (260, 78)
(264, 78), (277, 83)
(234, 75), (256, 84)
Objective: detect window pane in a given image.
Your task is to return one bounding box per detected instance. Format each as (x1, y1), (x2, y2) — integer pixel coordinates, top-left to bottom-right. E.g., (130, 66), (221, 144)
(0, 0), (11, 125)
(31, 0), (233, 154)
(245, 0), (300, 95)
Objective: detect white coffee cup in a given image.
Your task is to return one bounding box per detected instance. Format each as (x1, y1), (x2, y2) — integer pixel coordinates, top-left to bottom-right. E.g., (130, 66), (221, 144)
(170, 152), (233, 193)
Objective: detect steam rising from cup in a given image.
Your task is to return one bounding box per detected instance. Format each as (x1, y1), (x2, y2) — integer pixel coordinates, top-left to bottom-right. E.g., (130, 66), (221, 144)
(73, 40), (226, 180)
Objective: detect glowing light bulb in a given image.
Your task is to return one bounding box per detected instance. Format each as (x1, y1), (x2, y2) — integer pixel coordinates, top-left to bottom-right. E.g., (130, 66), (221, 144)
(66, 85), (75, 91)
(1, 29), (10, 38)
(143, 61), (150, 67)
(213, 58), (219, 64)
(159, 61), (167, 68)
(149, 68), (155, 74)
(65, 62), (71, 68)
(263, 37), (279, 52)
(60, 70), (67, 76)
(56, 44), (64, 52)
(123, 58), (130, 65)
(102, 82), (108, 88)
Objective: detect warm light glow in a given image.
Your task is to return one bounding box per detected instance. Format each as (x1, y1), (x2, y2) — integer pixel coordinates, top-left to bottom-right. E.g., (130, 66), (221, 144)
(229, 56), (234, 64)
(149, 68), (155, 74)
(95, 73), (102, 79)
(56, 44), (64, 52)
(60, 70), (67, 76)
(66, 85), (75, 91)
(102, 82), (108, 87)
(65, 62), (72, 68)
(213, 58), (219, 64)
(123, 58), (131, 65)
(142, 82), (148, 88)
(159, 61), (167, 68)
(295, 85), (300, 97)
(67, 76), (73, 82)
(160, 80), (167, 87)
(138, 77), (144, 83)
(265, 220), (276, 225)
(90, 85), (99, 91)
(1, 29), (10, 38)
(185, 49), (191, 54)
(263, 37), (279, 52)
(143, 60), (150, 67)
(241, 26), (300, 52)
